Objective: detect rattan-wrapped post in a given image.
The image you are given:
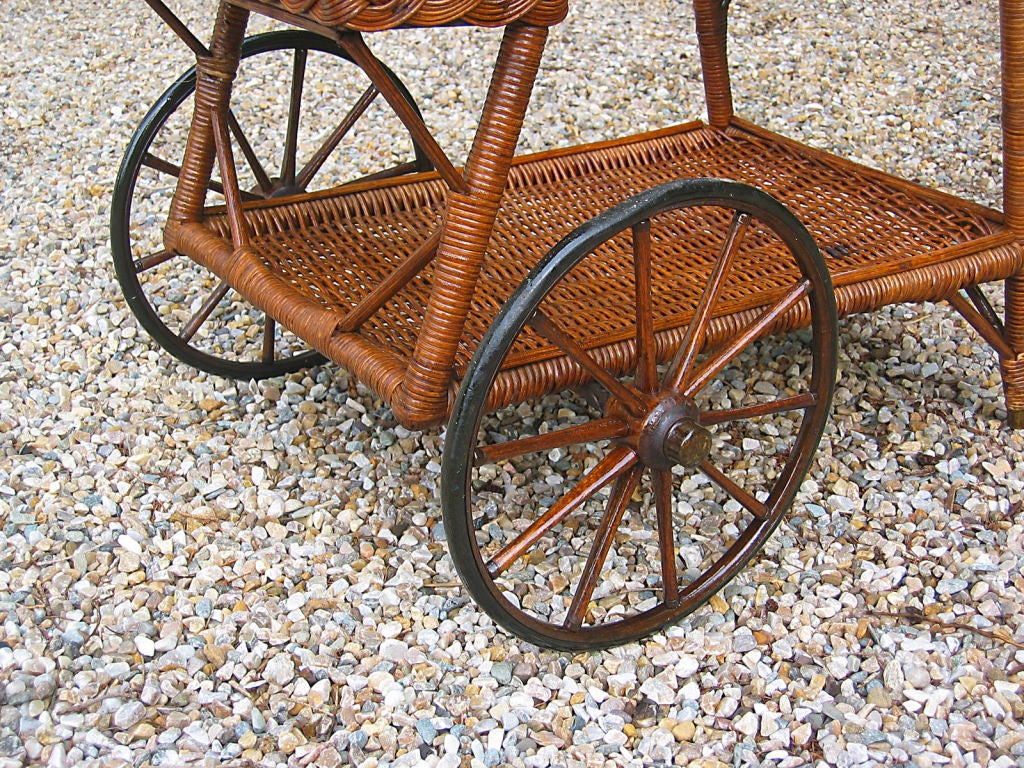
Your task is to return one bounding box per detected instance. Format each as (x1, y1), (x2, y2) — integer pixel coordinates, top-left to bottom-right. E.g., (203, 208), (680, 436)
(1001, 0), (1024, 427)
(167, 1), (250, 231)
(693, 0), (733, 128)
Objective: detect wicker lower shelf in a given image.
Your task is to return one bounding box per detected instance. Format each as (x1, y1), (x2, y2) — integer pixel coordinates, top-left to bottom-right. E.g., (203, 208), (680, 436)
(176, 119), (1023, 408)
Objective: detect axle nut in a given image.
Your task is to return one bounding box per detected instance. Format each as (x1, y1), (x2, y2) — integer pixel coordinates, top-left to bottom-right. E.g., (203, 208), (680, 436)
(663, 420), (712, 469)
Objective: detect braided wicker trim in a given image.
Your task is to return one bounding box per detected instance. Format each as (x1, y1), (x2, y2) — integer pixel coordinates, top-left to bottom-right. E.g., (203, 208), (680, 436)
(254, 0), (567, 30)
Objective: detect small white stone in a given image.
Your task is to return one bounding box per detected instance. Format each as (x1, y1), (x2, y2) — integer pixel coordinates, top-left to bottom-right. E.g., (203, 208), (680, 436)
(308, 679), (332, 708)
(983, 696), (1007, 719)
(380, 639), (409, 662)
(284, 593), (307, 612)
(263, 655), (295, 687)
(134, 637), (155, 658)
(112, 701), (147, 730)
(46, 743), (67, 768)
(903, 662), (930, 689)
(368, 670), (396, 693)
(733, 712), (759, 737)
(639, 678), (675, 706)
(117, 534), (143, 555)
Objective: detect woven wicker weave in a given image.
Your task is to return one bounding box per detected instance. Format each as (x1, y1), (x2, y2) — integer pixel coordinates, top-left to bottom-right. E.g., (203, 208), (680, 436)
(169, 121), (1023, 426)
(242, 0), (567, 30)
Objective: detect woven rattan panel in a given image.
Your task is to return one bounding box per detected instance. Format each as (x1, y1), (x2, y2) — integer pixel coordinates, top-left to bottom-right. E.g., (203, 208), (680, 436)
(463, 123), (1015, 374)
(246, 0), (568, 30)
(220, 182), (446, 361)
(220, 122), (1019, 383)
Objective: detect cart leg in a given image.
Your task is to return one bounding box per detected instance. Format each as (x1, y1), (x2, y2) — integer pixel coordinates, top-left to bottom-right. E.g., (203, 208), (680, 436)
(948, 286), (1024, 427)
(693, 0), (733, 127)
(166, 1), (249, 230)
(397, 22), (550, 428)
(1003, 275), (1024, 427)
(1001, 0), (1024, 427)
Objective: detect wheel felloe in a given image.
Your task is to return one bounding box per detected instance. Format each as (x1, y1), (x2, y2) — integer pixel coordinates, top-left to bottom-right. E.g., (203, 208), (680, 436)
(442, 179), (838, 650)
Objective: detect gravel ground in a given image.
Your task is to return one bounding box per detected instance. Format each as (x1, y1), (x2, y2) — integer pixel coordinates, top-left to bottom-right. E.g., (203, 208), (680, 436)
(2, 0), (1024, 766)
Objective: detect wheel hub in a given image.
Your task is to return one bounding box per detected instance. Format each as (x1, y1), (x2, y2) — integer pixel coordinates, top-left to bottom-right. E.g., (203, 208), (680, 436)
(267, 181), (306, 199)
(635, 395), (712, 470)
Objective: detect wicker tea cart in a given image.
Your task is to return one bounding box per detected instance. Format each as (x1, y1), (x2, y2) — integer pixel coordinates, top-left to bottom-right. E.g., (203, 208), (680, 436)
(111, 0), (1024, 649)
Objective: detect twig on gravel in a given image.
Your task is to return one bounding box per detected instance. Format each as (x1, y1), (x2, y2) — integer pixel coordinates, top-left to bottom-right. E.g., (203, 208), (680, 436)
(868, 609), (1024, 650)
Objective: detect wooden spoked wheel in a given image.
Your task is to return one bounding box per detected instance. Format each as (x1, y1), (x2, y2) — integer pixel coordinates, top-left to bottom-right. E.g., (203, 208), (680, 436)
(111, 31), (430, 379)
(442, 179), (838, 649)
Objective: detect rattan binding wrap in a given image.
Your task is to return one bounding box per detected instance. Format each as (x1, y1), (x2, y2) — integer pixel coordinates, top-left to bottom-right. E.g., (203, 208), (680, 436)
(168, 121), (1024, 427)
(1004, 274), (1024, 412)
(243, 0), (567, 30)
(693, 0), (732, 127)
(168, 1), (250, 229)
(1002, 0), (1024, 419)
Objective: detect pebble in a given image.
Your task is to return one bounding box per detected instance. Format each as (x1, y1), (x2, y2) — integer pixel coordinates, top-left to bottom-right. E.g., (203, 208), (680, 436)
(134, 637), (156, 658)
(250, 709), (267, 733)
(492, 662), (514, 685)
(734, 711), (760, 737)
(111, 702), (146, 731)
(672, 721), (696, 742)
(792, 722), (812, 747)
(867, 685), (893, 708)
(639, 678), (676, 706)
(2, 0), (1023, 767)
(733, 628), (758, 653)
(904, 661), (932, 689)
(263, 655), (295, 687)
(937, 578), (970, 595)
(308, 678), (332, 707)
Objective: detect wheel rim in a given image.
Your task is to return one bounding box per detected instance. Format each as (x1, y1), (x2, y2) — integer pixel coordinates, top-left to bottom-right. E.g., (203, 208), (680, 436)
(111, 31), (430, 379)
(443, 179), (838, 649)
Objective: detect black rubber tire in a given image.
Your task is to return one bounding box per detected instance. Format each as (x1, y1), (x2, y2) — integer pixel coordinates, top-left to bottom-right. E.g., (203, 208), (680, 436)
(442, 179), (838, 650)
(111, 30), (429, 379)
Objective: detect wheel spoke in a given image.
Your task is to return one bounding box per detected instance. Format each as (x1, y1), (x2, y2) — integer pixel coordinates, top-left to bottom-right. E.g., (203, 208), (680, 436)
(633, 220), (658, 393)
(349, 159), (422, 185)
(227, 110), (274, 195)
(487, 446), (637, 576)
(565, 465), (643, 630)
(528, 310), (646, 415)
(476, 417), (629, 465)
(135, 249), (178, 273)
(262, 316), (276, 364)
(699, 460), (768, 520)
(682, 280), (810, 397)
(296, 84), (379, 191)
(700, 392), (818, 426)
(142, 151), (255, 200)
(666, 211), (750, 391)
(180, 279), (231, 343)
(281, 48), (308, 187)
(142, 0), (210, 58)
(652, 469), (679, 607)
(116, 33), (397, 379)
(141, 152), (182, 179)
